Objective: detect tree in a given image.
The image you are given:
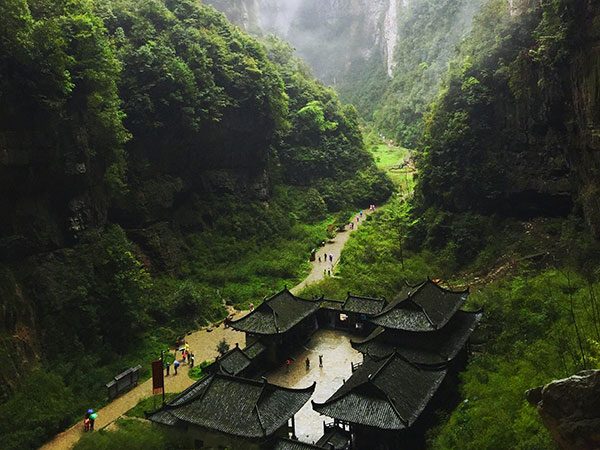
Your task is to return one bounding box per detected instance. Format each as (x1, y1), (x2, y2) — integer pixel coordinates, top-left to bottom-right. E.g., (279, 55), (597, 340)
(217, 339), (230, 356)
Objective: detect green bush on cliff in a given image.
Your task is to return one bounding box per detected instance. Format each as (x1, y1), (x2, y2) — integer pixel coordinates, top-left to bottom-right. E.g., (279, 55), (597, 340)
(0, 370), (75, 450)
(74, 418), (187, 450)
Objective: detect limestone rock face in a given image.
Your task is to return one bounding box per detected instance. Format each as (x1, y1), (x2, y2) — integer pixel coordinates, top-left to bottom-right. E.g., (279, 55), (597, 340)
(527, 370), (600, 450)
(205, 0), (400, 82)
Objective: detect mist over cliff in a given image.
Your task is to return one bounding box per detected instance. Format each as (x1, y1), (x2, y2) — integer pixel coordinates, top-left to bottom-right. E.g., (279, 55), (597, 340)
(205, 0), (483, 119)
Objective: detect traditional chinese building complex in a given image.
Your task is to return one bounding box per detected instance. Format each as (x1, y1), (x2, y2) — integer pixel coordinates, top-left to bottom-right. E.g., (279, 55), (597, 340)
(148, 279), (481, 449)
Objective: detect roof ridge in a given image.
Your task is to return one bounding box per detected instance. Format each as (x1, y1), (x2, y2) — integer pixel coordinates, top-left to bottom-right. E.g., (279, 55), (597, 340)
(365, 354), (410, 426)
(420, 305), (437, 329)
(350, 326), (385, 345)
(272, 307), (280, 333)
(369, 351), (396, 381)
(253, 378), (270, 436)
(346, 291), (385, 301)
(428, 278), (470, 294)
(382, 389), (410, 427)
(373, 297), (409, 317)
(253, 403), (266, 436)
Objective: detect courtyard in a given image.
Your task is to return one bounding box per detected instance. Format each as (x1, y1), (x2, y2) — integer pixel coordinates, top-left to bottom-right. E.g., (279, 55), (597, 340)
(266, 329), (362, 444)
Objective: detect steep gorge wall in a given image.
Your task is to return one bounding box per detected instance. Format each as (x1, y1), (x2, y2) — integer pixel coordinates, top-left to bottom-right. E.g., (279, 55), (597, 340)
(205, 0), (404, 116)
(206, 0), (399, 82)
(415, 0), (600, 231)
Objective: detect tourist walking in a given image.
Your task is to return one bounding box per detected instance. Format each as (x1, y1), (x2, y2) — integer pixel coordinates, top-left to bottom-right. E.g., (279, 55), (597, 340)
(286, 359), (290, 373)
(190, 354), (195, 367)
(174, 359), (180, 375)
(319, 355), (323, 367)
(89, 412), (98, 431)
(305, 358), (310, 370)
(166, 361), (170, 376)
(327, 269), (331, 276)
(329, 253), (333, 262)
(84, 409), (93, 432)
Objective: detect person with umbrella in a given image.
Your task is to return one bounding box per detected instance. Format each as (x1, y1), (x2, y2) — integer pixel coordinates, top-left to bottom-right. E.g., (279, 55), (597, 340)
(89, 412), (98, 431)
(84, 409), (93, 432)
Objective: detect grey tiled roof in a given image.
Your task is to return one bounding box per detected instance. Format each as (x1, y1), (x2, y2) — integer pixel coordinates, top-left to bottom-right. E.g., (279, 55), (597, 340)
(229, 288), (321, 335)
(243, 340), (267, 359)
(218, 346), (252, 376)
(352, 310), (483, 365)
(312, 353), (447, 430)
(274, 438), (325, 450)
(321, 298), (345, 311)
(148, 374), (315, 438)
(342, 294), (386, 315)
(370, 279), (468, 331)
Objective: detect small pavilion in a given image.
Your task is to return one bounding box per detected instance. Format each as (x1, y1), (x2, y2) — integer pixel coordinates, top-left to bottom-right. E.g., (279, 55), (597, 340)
(228, 287), (322, 366)
(369, 278), (469, 332)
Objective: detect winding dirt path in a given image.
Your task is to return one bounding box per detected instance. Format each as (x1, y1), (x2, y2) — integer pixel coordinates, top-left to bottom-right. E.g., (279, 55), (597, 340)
(40, 208), (373, 449)
(292, 208), (373, 294)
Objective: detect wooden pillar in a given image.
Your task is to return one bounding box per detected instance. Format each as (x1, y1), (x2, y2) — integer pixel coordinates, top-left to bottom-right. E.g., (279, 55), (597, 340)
(291, 415), (297, 440)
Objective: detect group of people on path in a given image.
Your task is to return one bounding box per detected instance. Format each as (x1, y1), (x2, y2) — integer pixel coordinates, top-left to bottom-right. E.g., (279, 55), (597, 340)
(318, 251), (335, 277)
(165, 342), (194, 376)
(351, 205), (374, 229)
(315, 205), (377, 277)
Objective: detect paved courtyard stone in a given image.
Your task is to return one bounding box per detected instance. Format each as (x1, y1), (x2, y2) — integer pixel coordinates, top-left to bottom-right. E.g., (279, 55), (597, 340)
(266, 329), (363, 444)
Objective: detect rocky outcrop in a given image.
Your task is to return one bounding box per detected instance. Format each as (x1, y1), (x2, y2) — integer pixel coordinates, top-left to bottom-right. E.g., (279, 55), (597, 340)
(526, 370), (600, 450)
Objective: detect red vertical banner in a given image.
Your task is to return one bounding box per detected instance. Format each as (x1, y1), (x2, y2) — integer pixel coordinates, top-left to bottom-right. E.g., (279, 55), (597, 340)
(152, 359), (164, 394)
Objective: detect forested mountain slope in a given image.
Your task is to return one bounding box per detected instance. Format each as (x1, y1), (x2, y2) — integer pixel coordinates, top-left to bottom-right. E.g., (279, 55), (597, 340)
(415, 0), (600, 235)
(206, 0), (485, 136)
(0, 1), (392, 448)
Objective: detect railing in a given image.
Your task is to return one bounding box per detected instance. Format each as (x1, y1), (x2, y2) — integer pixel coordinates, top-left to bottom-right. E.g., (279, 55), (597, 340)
(351, 361), (362, 372)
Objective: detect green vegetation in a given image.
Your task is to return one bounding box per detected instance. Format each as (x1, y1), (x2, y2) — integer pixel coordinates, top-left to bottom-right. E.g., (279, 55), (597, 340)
(431, 267), (600, 449)
(125, 393), (180, 418)
(415, 0), (595, 219)
(300, 198), (600, 447)
(0, 0), (392, 447)
(74, 418), (187, 450)
(188, 360), (212, 381)
(0, 370), (75, 450)
(374, 0), (484, 148)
